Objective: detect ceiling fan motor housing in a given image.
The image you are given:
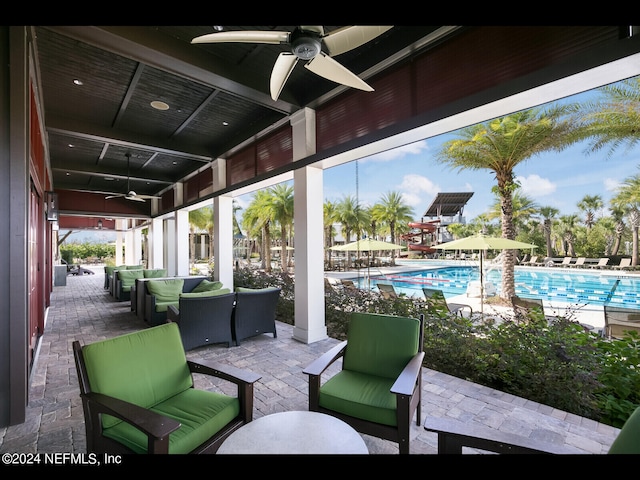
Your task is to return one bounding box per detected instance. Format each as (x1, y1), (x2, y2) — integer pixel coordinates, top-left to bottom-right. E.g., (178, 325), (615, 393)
(290, 29), (322, 60)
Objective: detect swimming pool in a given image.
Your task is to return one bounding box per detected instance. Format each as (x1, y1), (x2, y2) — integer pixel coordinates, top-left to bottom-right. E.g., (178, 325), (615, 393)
(361, 264), (640, 309)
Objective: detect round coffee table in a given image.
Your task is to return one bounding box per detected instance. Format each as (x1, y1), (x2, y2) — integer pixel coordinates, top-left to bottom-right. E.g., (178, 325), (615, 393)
(217, 411), (368, 454)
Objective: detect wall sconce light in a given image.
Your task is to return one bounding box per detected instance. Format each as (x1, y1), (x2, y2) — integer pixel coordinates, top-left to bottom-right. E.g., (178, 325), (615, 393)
(97, 219), (103, 230)
(46, 192), (58, 221)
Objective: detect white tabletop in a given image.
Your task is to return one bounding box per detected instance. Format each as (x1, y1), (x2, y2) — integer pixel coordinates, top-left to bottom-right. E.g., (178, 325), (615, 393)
(217, 410), (368, 454)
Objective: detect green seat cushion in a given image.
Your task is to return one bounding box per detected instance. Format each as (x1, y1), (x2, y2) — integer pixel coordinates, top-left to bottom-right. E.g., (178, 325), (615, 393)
(117, 269), (144, 289)
(191, 279), (224, 293)
(103, 388), (240, 454)
(81, 323), (193, 430)
(147, 278), (185, 303)
(180, 288), (231, 299)
(319, 370), (397, 426)
(143, 269), (167, 278)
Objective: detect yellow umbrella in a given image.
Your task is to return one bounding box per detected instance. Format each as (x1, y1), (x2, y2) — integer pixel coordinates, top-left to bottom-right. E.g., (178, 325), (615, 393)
(434, 234), (537, 315)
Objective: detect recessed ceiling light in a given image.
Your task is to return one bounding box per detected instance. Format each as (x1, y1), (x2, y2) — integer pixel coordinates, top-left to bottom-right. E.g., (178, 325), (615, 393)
(73, 79), (83, 86)
(150, 100), (170, 111)
(222, 121), (229, 126)
(68, 144), (74, 148)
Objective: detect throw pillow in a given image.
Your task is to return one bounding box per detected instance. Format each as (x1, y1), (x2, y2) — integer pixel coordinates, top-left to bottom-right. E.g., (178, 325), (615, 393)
(143, 269), (167, 278)
(235, 286), (279, 293)
(191, 279), (224, 293)
(147, 279), (185, 302)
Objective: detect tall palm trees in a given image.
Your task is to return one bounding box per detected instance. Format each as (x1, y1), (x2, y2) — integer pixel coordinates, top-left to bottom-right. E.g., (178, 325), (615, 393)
(611, 172), (640, 267)
(435, 106), (580, 301)
(373, 191), (414, 265)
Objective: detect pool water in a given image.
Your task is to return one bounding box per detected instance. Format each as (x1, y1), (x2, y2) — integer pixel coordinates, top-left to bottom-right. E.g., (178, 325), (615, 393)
(363, 265), (640, 308)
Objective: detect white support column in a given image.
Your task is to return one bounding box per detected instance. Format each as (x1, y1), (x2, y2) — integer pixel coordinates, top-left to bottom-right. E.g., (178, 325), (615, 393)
(175, 209), (190, 276)
(115, 219), (126, 265)
(293, 165), (327, 343)
(214, 195), (234, 289)
(164, 217), (176, 275)
(290, 107), (326, 343)
(149, 217), (164, 269)
(132, 227), (142, 265)
(124, 225), (136, 265)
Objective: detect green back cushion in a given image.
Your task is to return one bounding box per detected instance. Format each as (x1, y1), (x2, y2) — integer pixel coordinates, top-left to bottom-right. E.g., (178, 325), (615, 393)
(82, 323), (193, 429)
(105, 266), (116, 276)
(180, 288), (231, 299)
(608, 406), (640, 454)
(343, 312), (420, 379)
(235, 286), (279, 293)
(126, 265), (144, 270)
(191, 279), (223, 293)
(143, 269), (167, 278)
(147, 279), (185, 302)
(117, 269), (144, 288)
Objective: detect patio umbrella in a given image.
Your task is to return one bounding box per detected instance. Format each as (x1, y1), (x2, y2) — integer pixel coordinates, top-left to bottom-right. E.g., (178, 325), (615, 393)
(434, 234), (537, 315)
(329, 239), (404, 287)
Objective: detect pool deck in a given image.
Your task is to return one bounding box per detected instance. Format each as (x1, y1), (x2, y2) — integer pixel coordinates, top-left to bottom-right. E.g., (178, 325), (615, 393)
(324, 259), (637, 332)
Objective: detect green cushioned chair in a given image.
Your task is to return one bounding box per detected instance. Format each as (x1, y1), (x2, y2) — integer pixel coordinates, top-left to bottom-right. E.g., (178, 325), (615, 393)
(303, 312), (425, 454)
(72, 322), (261, 454)
(232, 287), (281, 346)
(115, 269), (144, 302)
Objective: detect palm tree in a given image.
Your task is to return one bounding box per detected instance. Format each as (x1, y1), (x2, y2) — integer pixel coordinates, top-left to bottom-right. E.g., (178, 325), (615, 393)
(575, 77), (640, 158)
(539, 206), (560, 258)
(323, 200), (339, 267)
(373, 191), (414, 265)
(435, 106), (580, 300)
(487, 190), (539, 237)
(555, 214), (580, 256)
(608, 204), (626, 256)
(268, 184), (294, 271)
(242, 190), (273, 272)
(188, 207), (211, 271)
(577, 194), (603, 230)
(611, 172), (640, 266)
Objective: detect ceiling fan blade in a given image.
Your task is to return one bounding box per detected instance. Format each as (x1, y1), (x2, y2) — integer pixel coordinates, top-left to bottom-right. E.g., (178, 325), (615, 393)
(125, 195), (146, 202)
(191, 30), (289, 45)
(322, 26), (393, 56)
(305, 52), (373, 91)
(270, 53), (299, 101)
(105, 194), (122, 200)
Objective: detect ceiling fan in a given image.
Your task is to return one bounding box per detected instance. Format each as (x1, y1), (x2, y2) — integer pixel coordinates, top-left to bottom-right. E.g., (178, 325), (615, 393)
(191, 26), (393, 101)
(105, 153), (160, 203)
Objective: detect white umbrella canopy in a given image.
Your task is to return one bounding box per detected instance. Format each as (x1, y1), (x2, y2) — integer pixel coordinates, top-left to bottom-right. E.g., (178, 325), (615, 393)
(434, 234), (537, 315)
(329, 239), (404, 288)
(329, 238), (404, 252)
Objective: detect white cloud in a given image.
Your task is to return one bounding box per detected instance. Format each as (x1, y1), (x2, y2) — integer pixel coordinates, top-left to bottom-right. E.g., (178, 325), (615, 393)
(364, 140), (428, 162)
(516, 174), (556, 197)
(604, 177), (621, 192)
(398, 173), (440, 196)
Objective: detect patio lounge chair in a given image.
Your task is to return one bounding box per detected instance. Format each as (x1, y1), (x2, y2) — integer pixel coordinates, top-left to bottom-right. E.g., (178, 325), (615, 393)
(613, 258), (632, 270)
(340, 279), (358, 291)
(557, 256), (573, 267)
(424, 405), (640, 454)
(589, 257), (609, 269)
(522, 255), (538, 266)
(422, 287), (472, 317)
(377, 282), (398, 300)
(603, 304), (640, 339)
(568, 257), (586, 268)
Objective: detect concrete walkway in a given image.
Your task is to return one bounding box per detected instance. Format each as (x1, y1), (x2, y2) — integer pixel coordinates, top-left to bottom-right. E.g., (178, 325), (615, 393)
(0, 267), (620, 455)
